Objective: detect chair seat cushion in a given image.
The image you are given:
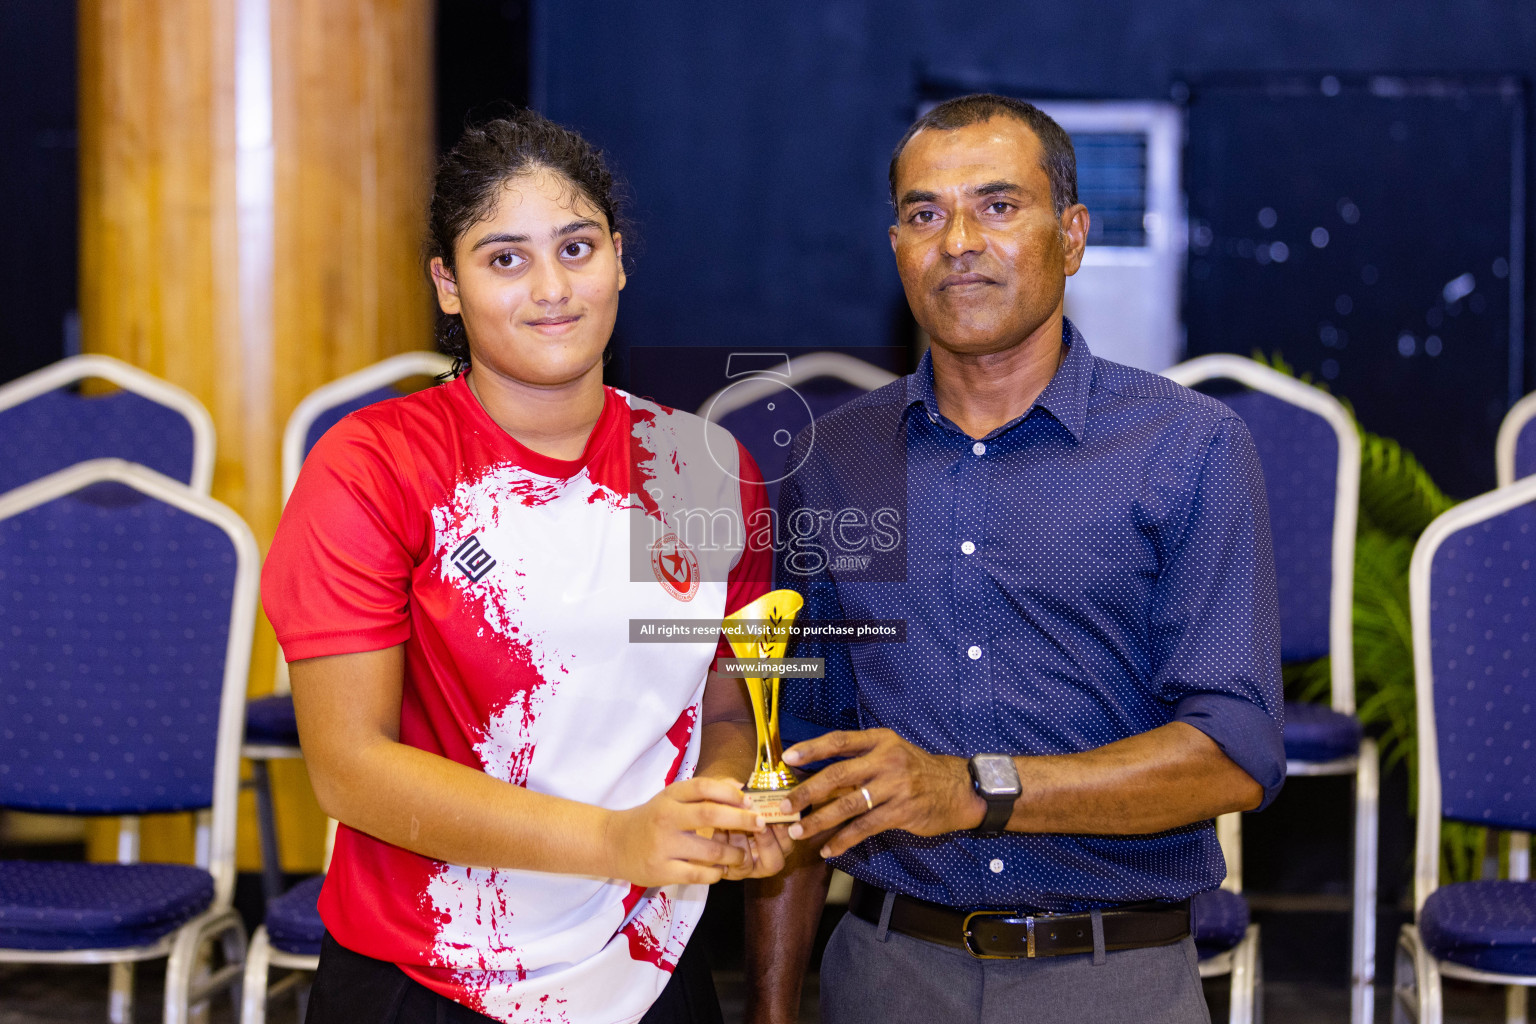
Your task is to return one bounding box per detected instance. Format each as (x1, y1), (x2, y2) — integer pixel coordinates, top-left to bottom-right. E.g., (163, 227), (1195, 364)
(0, 861), (213, 950)
(1192, 888), (1249, 960)
(1420, 880), (1536, 975)
(1282, 701), (1361, 763)
(266, 874), (325, 956)
(245, 694), (300, 747)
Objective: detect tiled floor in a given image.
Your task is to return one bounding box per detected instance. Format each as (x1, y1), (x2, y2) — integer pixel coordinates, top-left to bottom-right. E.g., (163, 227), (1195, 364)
(0, 961), (1517, 1023)
(0, 960), (244, 1024)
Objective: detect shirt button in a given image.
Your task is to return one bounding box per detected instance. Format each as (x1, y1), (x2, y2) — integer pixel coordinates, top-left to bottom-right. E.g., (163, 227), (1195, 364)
(989, 858), (1005, 874)
(972, 441), (987, 456)
(961, 540), (976, 555)
(967, 645), (982, 660)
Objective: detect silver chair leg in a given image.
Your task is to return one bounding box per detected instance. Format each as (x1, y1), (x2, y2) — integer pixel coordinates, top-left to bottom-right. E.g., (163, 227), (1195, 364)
(1229, 925), (1261, 1024)
(223, 920), (247, 1014)
(165, 908), (248, 1024)
(1510, 834), (1532, 1024)
(241, 927), (272, 1024)
(1256, 929), (1265, 1024)
(1393, 932), (1415, 1024)
(109, 961), (135, 1024)
(1354, 739), (1381, 1024)
(250, 758), (286, 902)
(190, 941), (213, 1024)
(1394, 925), (1441, 1024)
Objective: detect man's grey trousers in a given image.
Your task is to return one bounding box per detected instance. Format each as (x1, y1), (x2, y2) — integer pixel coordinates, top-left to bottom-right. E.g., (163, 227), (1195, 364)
(819, 909), (1212, 1024)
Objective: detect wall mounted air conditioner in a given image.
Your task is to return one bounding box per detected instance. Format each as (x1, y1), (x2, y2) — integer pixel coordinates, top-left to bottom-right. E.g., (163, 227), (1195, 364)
(1032, 100), (1185, 372)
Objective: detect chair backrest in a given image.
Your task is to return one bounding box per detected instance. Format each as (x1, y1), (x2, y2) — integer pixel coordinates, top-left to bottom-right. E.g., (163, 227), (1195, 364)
(0, 459), (259, 902)
(269, 351), (452, 695)
(282, 351), (453, 501)
(1495, 389), (1536, 487)
(1164, 354), (1360, 712)
(1409, 474), (1536, 912)
(699, 352), (899, 508)
(0, 355), (216, 495)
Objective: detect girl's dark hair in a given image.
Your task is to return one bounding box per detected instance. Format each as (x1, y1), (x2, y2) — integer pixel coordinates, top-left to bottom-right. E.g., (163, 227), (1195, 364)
(426, 110), (626, 374)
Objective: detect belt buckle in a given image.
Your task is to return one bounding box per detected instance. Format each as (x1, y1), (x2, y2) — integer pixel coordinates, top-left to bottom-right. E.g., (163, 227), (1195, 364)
(961, 910), (1034, 960)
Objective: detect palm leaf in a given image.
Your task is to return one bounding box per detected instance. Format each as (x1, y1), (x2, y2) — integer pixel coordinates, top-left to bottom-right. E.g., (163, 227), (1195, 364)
(1357, 434), (1457, 538)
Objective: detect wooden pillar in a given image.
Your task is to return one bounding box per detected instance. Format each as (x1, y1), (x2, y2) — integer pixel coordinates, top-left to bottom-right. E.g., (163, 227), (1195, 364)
(78, 0), (435, 871)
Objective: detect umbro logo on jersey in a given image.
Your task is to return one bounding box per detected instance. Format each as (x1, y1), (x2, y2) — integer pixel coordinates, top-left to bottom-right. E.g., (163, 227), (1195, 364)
(450, 534), (497, 583)
(650, 533), (700, 602)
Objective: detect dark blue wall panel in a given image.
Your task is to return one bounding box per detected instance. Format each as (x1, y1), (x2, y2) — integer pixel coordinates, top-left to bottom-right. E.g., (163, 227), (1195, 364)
(0, 3), (77, 385)
(539, 0), (1535, 378)
(543, 4), (909, 355)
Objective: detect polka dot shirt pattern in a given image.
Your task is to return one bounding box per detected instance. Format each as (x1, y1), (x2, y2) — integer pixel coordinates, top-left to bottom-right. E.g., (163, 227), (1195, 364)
(778, 321), (1285, 913)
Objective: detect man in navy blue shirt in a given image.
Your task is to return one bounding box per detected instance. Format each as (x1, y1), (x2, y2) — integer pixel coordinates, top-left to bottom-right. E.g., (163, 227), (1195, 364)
(745, 95), (1284, 1023)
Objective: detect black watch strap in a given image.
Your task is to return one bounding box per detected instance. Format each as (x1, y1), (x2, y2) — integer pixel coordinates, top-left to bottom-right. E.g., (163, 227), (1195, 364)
(977, 793), (1014, 833)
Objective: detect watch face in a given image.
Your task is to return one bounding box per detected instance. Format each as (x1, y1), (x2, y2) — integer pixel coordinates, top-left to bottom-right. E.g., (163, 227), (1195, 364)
(973, 755), (1019, 795)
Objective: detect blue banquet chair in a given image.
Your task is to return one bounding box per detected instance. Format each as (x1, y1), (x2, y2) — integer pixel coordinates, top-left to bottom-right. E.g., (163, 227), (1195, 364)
(1495, 391), (1536, 487)
(1166, 353), (1379, 1024)
(1194, 812), (1263, 1024)
(240, 819), (334, 1024)
(0, 354), (216, 495)
(245, 351), (452, 902)
(1394, 474), (1536, 1024)
(0, 458), (260, 1023)
(699, 351), (898, 512)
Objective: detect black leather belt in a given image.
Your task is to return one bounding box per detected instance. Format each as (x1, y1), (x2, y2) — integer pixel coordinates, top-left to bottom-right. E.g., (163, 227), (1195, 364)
(847, 880), (1190, 959)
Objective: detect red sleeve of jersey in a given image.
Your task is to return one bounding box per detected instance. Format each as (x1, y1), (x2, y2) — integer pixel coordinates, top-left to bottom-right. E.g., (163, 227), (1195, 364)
(713, 441), (773, 668)
(261, 416), (422, 662)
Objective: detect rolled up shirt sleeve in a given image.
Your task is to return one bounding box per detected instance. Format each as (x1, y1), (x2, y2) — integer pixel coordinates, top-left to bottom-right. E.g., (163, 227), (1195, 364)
(1152, 414), (1286, 809)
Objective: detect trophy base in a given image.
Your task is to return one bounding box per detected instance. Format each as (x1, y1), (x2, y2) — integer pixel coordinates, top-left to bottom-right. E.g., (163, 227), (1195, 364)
(744, 787), (800, 824)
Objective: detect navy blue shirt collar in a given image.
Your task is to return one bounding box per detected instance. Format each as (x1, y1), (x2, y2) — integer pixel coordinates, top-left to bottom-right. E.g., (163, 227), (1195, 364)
(901, 317), (1093, 444)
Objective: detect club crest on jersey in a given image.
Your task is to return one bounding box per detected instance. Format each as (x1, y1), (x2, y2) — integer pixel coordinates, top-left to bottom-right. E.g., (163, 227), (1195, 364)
(650, 533), (699, 602)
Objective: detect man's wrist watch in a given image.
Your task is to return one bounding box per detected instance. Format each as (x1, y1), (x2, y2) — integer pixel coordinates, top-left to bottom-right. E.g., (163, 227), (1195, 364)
(967, 753), (1022, 833)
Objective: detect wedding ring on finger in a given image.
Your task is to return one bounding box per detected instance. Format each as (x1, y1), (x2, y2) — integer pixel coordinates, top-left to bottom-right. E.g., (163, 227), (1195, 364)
(860, 786), (874, 812)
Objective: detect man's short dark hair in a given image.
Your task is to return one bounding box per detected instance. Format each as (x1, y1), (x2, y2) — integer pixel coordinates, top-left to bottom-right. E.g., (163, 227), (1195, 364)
(888, 94), (1078, 217)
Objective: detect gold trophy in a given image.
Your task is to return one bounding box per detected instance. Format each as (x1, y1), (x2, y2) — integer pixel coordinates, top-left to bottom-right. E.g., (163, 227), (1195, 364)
(723, 589), (805, 824)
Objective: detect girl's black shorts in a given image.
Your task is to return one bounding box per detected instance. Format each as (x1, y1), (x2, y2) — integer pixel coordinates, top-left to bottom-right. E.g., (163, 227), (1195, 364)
(305, 930), (725, 1024)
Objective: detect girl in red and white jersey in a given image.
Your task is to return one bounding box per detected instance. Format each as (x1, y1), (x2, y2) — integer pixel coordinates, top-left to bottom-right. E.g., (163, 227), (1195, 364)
(262, 111), (785, 1024)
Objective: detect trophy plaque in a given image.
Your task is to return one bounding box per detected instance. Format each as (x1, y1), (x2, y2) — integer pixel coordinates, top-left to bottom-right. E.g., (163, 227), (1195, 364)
(723, 588), (805, 824)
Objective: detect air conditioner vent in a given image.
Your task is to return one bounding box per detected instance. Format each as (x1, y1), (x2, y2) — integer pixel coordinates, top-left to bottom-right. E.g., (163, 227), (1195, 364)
(1074, 132), (1148, 247)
